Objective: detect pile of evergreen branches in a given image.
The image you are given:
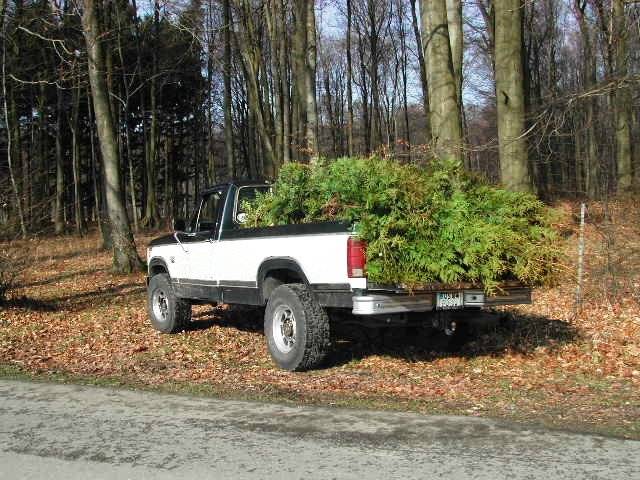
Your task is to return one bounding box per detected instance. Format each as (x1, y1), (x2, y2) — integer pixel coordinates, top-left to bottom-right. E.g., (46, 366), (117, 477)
(243, 157), (561, 292)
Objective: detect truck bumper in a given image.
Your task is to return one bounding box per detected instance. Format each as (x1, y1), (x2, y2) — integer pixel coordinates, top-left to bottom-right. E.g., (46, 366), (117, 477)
(351, 288), (532, 315)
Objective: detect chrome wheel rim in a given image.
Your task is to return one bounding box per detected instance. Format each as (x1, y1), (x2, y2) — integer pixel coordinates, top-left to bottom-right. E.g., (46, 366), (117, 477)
(152, 289), (169, 323)
(272, 304), (296, 354)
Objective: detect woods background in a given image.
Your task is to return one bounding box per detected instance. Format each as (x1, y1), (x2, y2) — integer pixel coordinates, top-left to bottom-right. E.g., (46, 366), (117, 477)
(0, 0), (639, 259)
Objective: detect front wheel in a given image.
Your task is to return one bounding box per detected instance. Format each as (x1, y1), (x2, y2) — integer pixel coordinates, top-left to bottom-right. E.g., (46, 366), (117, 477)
(148, 273), (191, 333)
(264, 284), (330, 371)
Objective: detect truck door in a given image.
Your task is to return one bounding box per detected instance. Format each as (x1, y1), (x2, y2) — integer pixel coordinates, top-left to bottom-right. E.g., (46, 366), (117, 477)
(215, 185), (270, 283)
(182, 188), (225, 284)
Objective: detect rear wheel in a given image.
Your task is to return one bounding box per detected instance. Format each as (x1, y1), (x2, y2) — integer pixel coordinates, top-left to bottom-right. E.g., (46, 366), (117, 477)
(264, 284), (330, 371)
(148, 273), (191, 333)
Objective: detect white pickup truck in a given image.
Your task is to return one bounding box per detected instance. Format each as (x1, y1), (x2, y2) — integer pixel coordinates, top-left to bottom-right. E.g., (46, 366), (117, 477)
(146, 181), (532, 371)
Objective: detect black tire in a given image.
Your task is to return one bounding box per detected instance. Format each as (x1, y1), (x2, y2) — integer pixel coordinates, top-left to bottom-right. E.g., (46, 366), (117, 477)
(264, 284), (330, 371)
(147, 273), (191, 333)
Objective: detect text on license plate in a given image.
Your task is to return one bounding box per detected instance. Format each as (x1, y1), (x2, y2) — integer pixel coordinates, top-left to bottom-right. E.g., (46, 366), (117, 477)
(436, 292), (464, 310)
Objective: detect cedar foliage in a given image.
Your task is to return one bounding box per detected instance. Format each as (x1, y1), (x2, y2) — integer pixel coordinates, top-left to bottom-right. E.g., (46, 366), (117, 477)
(244, 158), (561, 292)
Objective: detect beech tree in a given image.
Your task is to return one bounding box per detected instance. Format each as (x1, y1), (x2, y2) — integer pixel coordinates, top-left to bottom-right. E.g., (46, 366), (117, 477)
(612, 0), (632, 192)
(574, 0), (600, 198)
(493, 0), (530, 192)
(420, 0), (463, 160)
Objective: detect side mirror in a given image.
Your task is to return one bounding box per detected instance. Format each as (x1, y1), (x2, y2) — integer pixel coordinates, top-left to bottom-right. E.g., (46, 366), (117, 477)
(173, 218), (186, 232)
(236, 212), (248, 224)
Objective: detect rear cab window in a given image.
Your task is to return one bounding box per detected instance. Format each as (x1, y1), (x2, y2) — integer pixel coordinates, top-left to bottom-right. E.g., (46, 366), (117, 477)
(234, 185), (270, 226)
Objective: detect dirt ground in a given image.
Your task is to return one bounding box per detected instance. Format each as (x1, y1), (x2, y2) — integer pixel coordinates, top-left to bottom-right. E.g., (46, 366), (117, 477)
(1, 200), (638, 439)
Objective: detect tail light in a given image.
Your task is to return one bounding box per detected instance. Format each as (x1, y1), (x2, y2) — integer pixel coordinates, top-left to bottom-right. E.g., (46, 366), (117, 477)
(347, 237), (367, 278)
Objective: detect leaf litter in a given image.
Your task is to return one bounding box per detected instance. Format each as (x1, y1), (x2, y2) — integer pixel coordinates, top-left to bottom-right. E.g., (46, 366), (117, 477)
(0, 200), (638, 439)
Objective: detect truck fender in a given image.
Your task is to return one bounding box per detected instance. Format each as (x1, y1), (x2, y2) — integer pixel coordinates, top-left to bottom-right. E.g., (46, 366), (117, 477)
(148, 257), (170, 277)
(257, 257), (309, 304)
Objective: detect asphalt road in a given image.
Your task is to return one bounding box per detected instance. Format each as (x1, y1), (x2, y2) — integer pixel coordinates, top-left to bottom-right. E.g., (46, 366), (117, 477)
(0, 379), (638, 479)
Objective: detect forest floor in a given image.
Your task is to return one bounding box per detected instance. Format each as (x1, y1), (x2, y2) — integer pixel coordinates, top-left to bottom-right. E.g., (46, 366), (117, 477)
(0, 200), (639, 439)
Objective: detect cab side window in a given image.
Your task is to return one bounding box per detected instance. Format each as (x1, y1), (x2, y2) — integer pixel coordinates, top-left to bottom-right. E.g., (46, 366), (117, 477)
(194, 191), (222, 233)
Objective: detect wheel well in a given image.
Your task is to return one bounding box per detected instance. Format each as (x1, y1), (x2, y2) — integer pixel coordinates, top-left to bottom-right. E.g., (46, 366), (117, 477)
(262, 268), (303, 303)
(149, 263), (168, 277)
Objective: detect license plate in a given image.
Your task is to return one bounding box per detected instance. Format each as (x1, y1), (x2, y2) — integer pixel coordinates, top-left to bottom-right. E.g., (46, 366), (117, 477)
(436, 292), (464, 310)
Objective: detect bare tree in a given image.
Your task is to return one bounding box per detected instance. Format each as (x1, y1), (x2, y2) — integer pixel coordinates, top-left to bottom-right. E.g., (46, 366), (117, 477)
(346, 0), (354, 156)
(446, 0), (463, 105)
(574, 0), (600, 197)
(494, 0), (530, 191)
(303, 0), (319, 161)
(420, 0), (463, 159)
(223, 0), (235, 177)
(233, 0), (277, 177)
(81, 0), (142, 272)
(142, 0), (160, 228)
(409, 0), (430, 133)
(2, 0), (26, 238)
(612, 0), (632, 192)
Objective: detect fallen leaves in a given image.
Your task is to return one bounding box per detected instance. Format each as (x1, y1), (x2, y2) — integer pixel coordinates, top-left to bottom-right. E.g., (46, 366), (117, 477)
(0, 200), (639, 438)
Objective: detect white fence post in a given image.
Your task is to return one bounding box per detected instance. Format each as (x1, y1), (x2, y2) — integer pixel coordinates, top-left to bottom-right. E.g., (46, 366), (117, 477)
(575, 202), (586, 312)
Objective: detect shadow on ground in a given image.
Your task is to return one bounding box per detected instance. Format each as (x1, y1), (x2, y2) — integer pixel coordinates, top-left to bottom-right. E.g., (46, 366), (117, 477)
(21, 268), (109, 288)
(190, 305), (264, 332)
(325, 313), (579, 368)
(2, 297), (58, 312)
(33, 246), (104, 263)
(188, 306), (579, 369)
(3, 282), (146, 313)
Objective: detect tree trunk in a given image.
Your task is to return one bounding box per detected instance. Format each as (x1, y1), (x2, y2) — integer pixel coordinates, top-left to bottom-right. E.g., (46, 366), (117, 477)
(163, 135), (170, 216)
(223, 0), (235, 177)
(494, 0), (531, 192)
(446, 0), (463, 106)
(612, 0), (632, 193)
(82, 0), (142, 272)
(291, 0), (304, 161)
(574, 0), (599, 198)
(279, 0), (291, 164)
(585, 101), (599, 198)
(70, 76), (83, 235)
(143, 0), (160, 227)
(420, 0), (463, 160)
(266, 1), (283, 169)
(291, 0), (318, 162)
(323, 68), (337, 157)
(1, 4), (26, 238)
(410, 0), (430, 138)
(125, 113), (138, 231)
(397, 0), (411, 158)
(304, 0), (319, 162)
(367, 0), (382, 150)
(36, 82), (46, 227)
(54, 87), (65, 234)
(10, 88), (27, 226)
(233, 0), (276, 177)
(357, 30), (371, 154)
(346, 0), (354, 156)
(115, 0), (139, 231)
(86, 84), (106, 245)
(204, 3), (215, 188)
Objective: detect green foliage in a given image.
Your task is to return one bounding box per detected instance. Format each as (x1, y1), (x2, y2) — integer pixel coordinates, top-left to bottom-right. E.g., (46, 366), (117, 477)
(243, 157), (562, 292)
